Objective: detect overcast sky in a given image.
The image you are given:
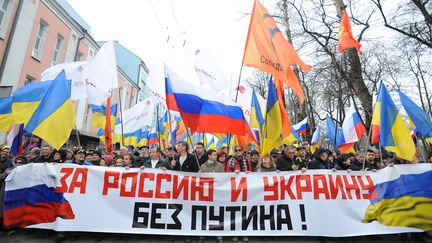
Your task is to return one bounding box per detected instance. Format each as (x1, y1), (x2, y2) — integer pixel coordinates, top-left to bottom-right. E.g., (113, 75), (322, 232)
(66, 0), (268, 85)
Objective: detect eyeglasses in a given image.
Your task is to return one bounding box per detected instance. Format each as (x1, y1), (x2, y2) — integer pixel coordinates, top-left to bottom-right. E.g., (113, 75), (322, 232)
(15, 161), (24, 164)
(235, 149), (242, 152)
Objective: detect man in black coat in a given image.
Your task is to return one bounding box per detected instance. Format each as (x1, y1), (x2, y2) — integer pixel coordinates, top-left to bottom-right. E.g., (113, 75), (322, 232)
(170, 141), (200, 172)
(276, 146), (296, 171)
(142, 147), (170, 169)
(350, 150), (377, 171)
(308, 147), (330, 169)
(35, 145), (54, 163)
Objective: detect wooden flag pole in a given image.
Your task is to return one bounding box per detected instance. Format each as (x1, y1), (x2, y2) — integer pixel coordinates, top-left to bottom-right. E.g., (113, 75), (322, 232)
(185, 128), (202, 172)
(117, 89), (125, 146)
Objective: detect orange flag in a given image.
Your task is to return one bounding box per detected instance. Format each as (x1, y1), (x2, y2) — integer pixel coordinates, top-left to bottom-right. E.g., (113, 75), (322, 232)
(338, 11), (362, 55)
(104, 97), (113, 156)
(274, 78), (292, 138)
(242, 0), (311, 103)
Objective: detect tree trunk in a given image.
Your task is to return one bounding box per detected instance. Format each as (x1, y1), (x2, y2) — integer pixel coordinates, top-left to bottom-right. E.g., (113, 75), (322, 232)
(281, 0), (308, 127)
(334, 0), (373, 128)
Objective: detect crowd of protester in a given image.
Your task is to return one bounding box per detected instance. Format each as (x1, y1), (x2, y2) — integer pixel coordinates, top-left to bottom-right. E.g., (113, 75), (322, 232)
(0, 141), (431, 242)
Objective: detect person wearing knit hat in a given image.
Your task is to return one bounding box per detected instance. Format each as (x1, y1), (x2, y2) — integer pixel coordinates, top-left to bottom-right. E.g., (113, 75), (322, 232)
(101, 155), (113, 166)
(53, 149), (67, 163)
(308, 147), (330, 169)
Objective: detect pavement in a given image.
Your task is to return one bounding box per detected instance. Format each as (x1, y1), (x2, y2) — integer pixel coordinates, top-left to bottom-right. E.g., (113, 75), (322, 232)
(0, 229), (431, 243)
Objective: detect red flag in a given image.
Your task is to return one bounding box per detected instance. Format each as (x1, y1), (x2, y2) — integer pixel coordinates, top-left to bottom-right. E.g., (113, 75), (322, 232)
(104, 97), (113, 156)
(338, 11), (362, 55)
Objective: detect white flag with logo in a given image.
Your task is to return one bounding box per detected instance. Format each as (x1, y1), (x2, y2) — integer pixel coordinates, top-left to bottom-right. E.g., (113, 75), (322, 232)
(41, 61), (87, 100)
(194, 49), (228, 92)
(85, 41), (119, 105)
(115, 98), (154, 134)
(147, 64), (166, 105)
(228, 81), (266, 122)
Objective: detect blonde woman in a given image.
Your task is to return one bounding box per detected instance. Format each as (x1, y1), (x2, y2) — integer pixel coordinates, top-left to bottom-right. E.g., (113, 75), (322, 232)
(256, 154), (277, 172)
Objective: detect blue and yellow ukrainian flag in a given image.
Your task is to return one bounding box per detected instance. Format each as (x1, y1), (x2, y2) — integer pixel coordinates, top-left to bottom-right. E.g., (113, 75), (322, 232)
(159, 111), (169, 139)
(249, 90), (265, 146)
(216, 134), (229, 148)
(137, 130), (149, 146)
(262, 77), (283, 155)
(205, 137), (217, 150)
(124, 129), (141, 147)
(310, 127), (321, 154)
(0, 97), (13, 132)
(24, 71), (75, 149)
(363, 170), (432, 231)
(399, 91), (432, 139)
(171, 115), (187, 144)
(90, 103), (118, 129)
(11, 80), (52, 125)
(370, 83), (415, 161)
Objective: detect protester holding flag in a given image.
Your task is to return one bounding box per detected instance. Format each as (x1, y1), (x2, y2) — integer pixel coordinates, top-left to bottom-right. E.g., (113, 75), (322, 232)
(194, 142), (207, 165)
(171, 141), (199, 172)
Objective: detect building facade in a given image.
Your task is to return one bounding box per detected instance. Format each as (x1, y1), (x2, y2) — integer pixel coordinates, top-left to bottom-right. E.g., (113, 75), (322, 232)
(0, 0), (150, 150)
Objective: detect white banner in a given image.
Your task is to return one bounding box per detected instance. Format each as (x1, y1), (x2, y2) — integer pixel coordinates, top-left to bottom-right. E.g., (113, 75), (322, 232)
(115, 98), (154, 134)
(4, 164), (431, 236)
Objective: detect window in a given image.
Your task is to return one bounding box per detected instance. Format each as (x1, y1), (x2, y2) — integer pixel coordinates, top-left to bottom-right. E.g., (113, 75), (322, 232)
(32, 20), (48, 59)
(76, 51), (83, 61)
(51, 34), (64, 65)
(88, 49), (94, 58)
(0, 0), (10, 37)
(24, 75), (35, 85)
(0, 0), (9, 27)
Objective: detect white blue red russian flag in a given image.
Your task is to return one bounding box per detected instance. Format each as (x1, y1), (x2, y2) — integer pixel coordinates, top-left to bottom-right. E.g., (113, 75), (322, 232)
(164, 65), (248, 136)
(3, 164), (75, 229)
(338, 105), (366, 151)
(6, 123), (23, 155)
(293, 117), (308, 135)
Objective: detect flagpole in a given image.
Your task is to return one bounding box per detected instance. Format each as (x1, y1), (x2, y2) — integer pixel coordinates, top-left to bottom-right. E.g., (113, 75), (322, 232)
(416, 134), (428, 162)
(185, 128), (202, 171)
(334, 52), (345, 151)
(117, 89), (125, 146)
(156, 103), (162, 149)
(74, 126), (81, 148)
(167, 110), (176, 161)
(362, 123), (373, 170)
(234, 65), (244, 103)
